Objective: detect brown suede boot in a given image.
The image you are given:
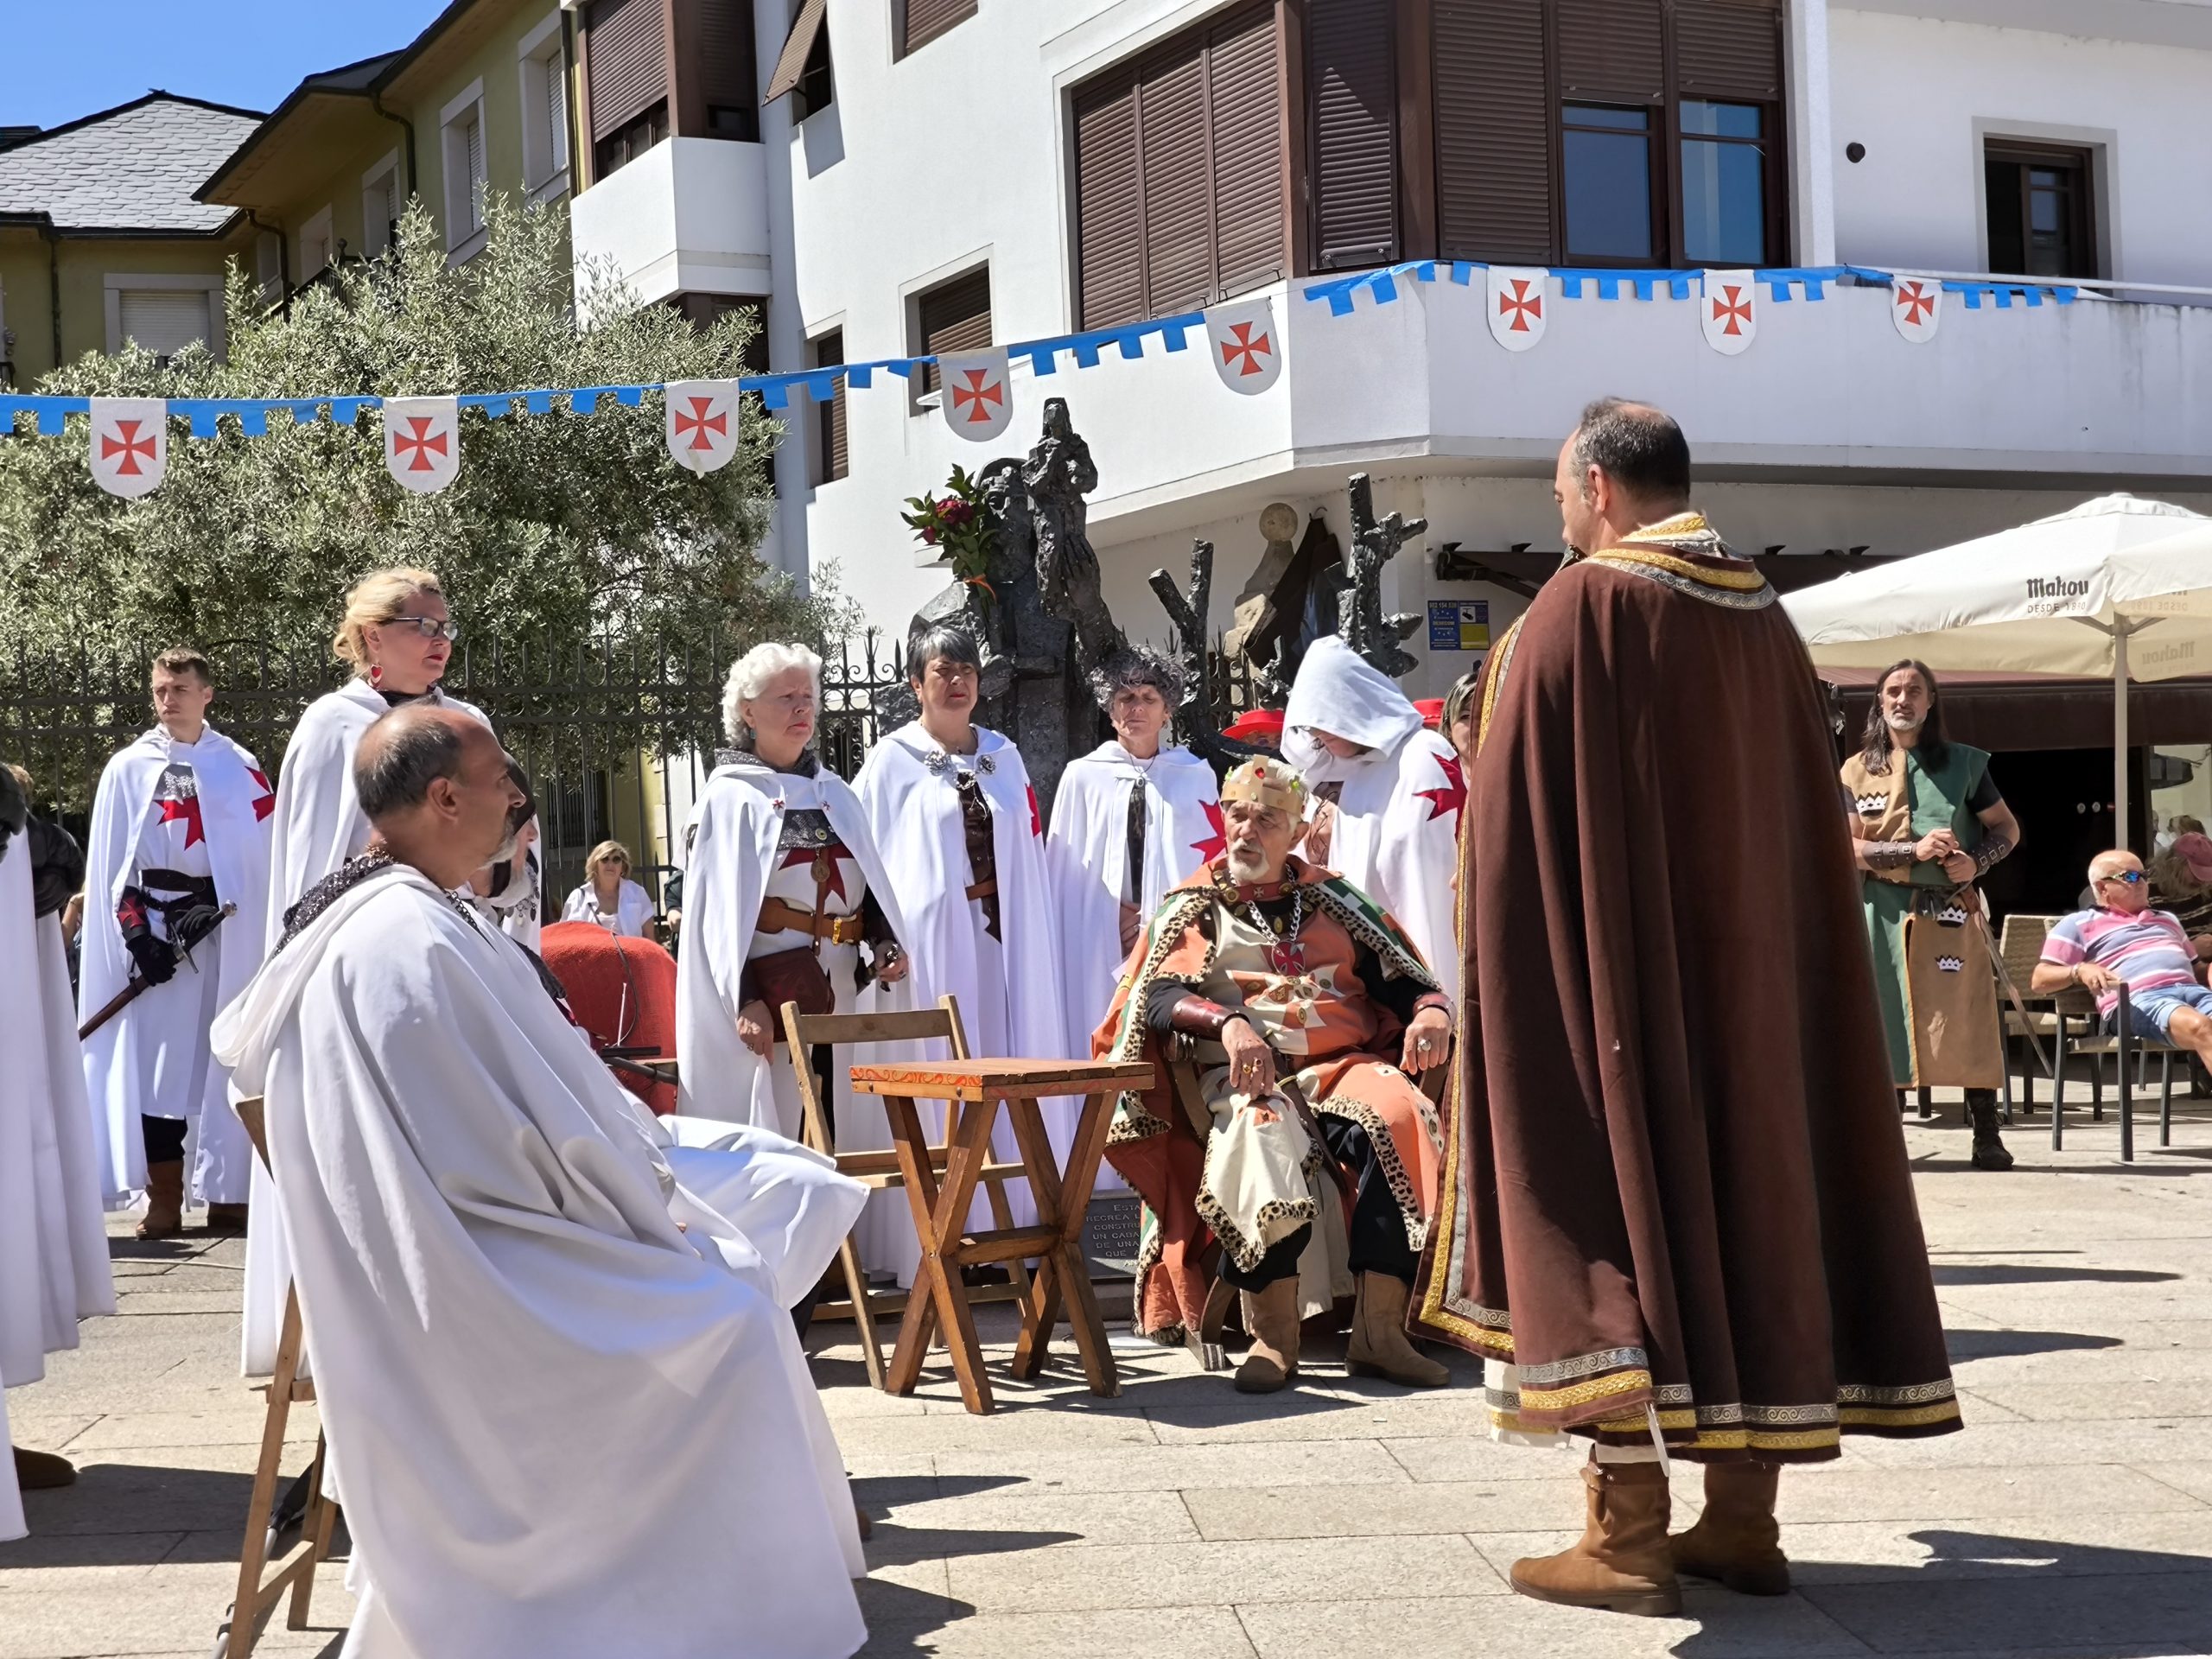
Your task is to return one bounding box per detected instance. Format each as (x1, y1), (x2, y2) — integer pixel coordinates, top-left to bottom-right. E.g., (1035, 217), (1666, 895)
(203, 1203), (250, 1235)
(1345, 1271), (1447, 1388)
(1670, 1459), (1789, 1594)
(1233, 1277), (1301, 1394)
(1510, 1457), (1682, 1616)
(136, 1160), (185, 1240)
(13, 1447), (77, 1490)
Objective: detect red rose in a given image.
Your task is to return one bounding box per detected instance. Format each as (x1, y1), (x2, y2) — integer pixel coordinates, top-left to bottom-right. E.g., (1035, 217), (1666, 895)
(922, 526), (939, 545)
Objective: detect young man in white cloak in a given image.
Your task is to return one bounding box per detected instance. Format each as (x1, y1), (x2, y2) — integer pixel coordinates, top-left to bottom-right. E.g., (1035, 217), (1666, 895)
(1282, 637), (1464, 1005)
(0, 765), (116, 1528)
(1046, 645), (1223, 1084)
(79, 648), (273, 1238)
(211, 705), (868, 1659)
(851, 623), (1070, 1277)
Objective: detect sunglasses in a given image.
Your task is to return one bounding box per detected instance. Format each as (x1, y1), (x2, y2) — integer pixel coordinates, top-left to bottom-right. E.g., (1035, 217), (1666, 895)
(2097, 869), (2147, 886)
(387, 614), (461, 643)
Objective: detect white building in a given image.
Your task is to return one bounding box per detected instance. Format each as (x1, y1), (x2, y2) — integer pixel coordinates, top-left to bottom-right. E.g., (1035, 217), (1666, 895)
(569, 0), (2212, 701)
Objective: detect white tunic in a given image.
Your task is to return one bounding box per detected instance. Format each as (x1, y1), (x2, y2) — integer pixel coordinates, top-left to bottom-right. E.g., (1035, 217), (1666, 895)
(1284, 638), (1464, 1005)
(79, 727), (272, 1205)
(211, 862), (866, 1659)
(561, 877), (657, 937)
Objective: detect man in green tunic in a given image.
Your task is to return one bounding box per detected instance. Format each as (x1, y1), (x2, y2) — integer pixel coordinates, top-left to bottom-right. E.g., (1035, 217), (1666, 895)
(1840, 661), (2021, 1170)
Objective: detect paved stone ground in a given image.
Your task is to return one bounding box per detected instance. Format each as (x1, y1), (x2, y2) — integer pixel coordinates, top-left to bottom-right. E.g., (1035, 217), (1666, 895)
(6, 1096), (2212, 1659)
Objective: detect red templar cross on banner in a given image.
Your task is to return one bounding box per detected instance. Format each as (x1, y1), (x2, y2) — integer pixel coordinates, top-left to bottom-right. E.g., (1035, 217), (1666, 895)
(1497, 281), (1542, 332)
(951, 369), (1004, 428)
(675, 397), (726, 451)
(101, 421), (156, 475)
(1218, 321), (1273, 378)
(393, 417), (448, 472)
(1712, 286), (1752, 334)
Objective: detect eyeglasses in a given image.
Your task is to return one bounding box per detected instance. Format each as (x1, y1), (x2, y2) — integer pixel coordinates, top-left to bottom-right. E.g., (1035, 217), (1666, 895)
(387, 615), (461, 643)
(2097, 869), (2147, 886)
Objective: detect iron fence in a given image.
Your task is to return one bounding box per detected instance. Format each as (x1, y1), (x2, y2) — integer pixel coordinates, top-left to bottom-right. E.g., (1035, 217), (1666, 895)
(0, 631), (912, 920)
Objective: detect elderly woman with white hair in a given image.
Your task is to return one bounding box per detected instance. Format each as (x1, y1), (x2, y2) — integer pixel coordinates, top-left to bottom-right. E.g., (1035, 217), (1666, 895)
(675, 642), (909, 1147)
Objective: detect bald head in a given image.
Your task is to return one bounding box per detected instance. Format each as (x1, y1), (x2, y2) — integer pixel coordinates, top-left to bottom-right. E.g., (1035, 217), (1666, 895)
(1555, 397), (1693, 557)
(2088, 849), (2151, 913)
(355, 705), (524, 889)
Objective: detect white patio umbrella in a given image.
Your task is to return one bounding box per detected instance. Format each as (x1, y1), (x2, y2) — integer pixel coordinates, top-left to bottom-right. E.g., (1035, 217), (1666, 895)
(1783, 495), (2212, 848)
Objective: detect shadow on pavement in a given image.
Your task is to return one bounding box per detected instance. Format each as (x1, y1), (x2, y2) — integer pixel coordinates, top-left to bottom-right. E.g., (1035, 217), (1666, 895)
(1930, 1263), (2180, 1285)
(3, 1459), (258, 1556)
(1943, 1328), (2124, 1361)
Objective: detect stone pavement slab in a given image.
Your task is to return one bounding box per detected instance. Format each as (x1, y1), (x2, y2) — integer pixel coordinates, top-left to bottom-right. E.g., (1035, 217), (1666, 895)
(3, 1116), (2210, 1659)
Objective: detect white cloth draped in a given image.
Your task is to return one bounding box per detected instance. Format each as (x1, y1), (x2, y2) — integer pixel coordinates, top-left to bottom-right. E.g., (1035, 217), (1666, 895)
(241, 680), (491, 1376)
(210, 862), (866, 1659)
(1283, 639), (1463, 1004)
(79, 725), (270, 1205)
(1046, 741), (1222, 1059)
(852, 723), (1071, 1281)
(560, 878), (656, 937)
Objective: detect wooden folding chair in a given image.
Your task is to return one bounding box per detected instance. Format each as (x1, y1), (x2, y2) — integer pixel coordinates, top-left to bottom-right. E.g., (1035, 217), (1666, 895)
(779, 993), (1034, 1389)
(221, 1098), (339, 1659)
(1996, 912), (2064, 1123)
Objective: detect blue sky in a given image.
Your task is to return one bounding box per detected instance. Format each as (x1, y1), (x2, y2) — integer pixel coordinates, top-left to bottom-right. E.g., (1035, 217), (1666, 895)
(5, 2), (454, 130)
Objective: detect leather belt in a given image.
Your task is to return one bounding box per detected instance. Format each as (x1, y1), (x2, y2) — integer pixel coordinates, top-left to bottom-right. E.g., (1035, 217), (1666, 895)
(757, 895), (864, 945)
(963, 879), (999, 902)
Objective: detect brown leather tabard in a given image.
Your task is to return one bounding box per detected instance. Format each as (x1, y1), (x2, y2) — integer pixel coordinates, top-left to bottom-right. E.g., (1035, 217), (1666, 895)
(956, 772), (1001, 941)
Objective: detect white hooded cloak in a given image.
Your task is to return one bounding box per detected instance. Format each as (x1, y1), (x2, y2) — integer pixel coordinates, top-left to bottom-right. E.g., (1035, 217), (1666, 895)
(209, 861), (866, 1659)
(1283, 637), (1464, 1005)
(79, 724), (272, 1205)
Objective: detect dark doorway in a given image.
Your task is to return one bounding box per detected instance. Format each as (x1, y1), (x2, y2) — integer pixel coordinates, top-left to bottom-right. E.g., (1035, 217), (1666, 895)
(1984, 747), (2147, 921)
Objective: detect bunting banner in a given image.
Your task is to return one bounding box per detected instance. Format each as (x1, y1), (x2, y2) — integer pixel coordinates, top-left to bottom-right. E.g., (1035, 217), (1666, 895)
(1205, 297), (1282, 393)
(1700, 270), (1758, 355)
(664, 378), (743, 473)
(1891, 276), (1942, 343)
(87, 397), (168, 499)
(1485, 267), (1548, 351)
(938, 347), (1012, 442)
(382, 396), (460, 493)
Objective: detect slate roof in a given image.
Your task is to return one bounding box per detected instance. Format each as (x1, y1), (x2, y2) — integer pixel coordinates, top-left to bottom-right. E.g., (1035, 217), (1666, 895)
(0, 92), (264, 233)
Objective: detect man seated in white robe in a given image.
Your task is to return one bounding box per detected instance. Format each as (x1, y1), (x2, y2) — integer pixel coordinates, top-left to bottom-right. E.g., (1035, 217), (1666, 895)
(209, 705), (868, 1659)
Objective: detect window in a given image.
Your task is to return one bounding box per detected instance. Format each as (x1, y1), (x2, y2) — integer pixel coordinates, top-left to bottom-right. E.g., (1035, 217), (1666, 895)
(1306, 0), (1399, 271)
(912, 265), (989, 400)
(254, 231), (283, 302)
(1986, 142), (2096, 279)
(104, 276), (224, 362)
(519, 13), (572, 199)
(698, 0), (760, 141)
(1679, 101), (1767, 266)
(441, 84), (489, 253)
(1071, 3), (1285, 329)
(811, 327), (847, 483)
(297, 205), (335, 282)
(671, 292), (770, 372)
(896, 0), (976, 59)
(1560, 105), (1654, 262)
(585, 0), (670, 172)
(765, 0), (832, 118)
(361, 153), (403, 257)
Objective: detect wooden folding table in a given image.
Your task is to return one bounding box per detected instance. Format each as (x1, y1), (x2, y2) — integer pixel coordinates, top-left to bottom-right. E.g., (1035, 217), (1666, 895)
(846, 1057), (1154, 1414)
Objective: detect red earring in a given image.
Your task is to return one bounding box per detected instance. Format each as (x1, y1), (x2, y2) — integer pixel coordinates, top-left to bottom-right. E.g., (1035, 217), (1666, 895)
(368, 664), (384, 690)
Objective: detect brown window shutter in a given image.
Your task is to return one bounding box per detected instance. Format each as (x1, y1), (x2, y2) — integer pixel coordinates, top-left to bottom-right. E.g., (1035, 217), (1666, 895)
(765, 0), (827, 103)
(814, 329), (848, 483)
(1433, 0), (1553, 263)
(696, 0), (759, 119)
(1306, 0), (1399, 271)
(899, 0), (977, 57)
(1138, 41), (1213, 316)
(1556, 0), (1664, 100)
(918, 267), (991, 395)
(1674, 0), (1782, 100)
(1074, 73), (1143, 330)
(588, 0), (670, 140)
(1206, 4), (1285, 299)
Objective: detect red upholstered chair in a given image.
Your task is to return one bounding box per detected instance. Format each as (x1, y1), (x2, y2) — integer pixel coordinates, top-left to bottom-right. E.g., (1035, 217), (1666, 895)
(539, 922), (678, 1114)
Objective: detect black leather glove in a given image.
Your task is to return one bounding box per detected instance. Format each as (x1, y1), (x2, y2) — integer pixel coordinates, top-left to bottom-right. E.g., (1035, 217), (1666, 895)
(0, 766), (25, 860)
(118, 887), (178, 985)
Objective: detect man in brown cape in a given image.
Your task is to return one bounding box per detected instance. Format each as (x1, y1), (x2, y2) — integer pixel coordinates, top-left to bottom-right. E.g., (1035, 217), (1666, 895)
(1412, 399), (1960, 1616)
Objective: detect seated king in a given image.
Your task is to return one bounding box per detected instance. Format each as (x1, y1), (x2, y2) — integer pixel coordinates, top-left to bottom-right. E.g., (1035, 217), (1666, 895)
(1095, 756), (1453, 1394)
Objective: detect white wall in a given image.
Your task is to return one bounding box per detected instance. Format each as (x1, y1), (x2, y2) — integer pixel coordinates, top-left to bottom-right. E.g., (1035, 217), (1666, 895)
(1830, 9), (2212, 284)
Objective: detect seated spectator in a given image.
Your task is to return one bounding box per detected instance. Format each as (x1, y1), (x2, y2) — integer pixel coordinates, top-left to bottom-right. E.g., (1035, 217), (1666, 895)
(2033, 850), (2212, 1055)
(2148, 826), (2212, 937)
(561, 839), (657, 937)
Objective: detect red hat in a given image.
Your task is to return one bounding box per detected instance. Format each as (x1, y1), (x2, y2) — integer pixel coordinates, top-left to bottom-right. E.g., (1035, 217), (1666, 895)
(1223, 708), (1286, 745)
(1414, 698), (1445, 729)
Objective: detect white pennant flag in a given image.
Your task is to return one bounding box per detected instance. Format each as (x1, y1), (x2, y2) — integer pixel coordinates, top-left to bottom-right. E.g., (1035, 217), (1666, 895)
(383, 397), (461, 493)
(1700, 270), (1758, 356)
(1484, 267), (1548, 352)
(88, 397), (168, 499)
(664, 379), (743, 473)
(1891, 276), (1942, 344)
(938, 347), (1012, 442)
(1204, 297), (1283, 393)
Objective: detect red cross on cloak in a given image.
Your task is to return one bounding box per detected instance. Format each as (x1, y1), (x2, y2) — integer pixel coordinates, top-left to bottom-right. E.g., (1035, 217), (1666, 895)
(1190, 800), (1228, 863)
(393, 416), (449, 472)
(1218, 322), (1273, 376)
(779, 843), (851, 903)
(675, 397), (727, 451)
(1414, 753), (1466, 823)
(102, 420), (157, 475)
(156, 795), (207, 849)
(1497, 280), (1543, 332)
(1712, 285), (1753, 335)
(950, 369), (1004, 426)
(248, 767), (276, 823)
(1027, 785), (1042, 838)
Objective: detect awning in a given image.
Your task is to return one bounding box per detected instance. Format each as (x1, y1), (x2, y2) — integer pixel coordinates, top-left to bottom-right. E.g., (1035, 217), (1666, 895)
(765, 0), (827, 102)
(1821, 666), (2212, 753)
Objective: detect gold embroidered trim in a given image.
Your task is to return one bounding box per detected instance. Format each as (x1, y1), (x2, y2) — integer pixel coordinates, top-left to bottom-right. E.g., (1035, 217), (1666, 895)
(1518, 1368), (1654, 1412)
(1514, 1345), (1650, 1389)
(1591, 545), (1766, 592)
(1839, 1402), (1962, 1429)
(1837, 1379), (1958, 1407)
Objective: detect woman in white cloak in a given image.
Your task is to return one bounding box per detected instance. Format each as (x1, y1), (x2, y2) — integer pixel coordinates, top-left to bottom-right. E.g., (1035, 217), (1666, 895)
(1047, 645), (1222, 1054)
(677, 644), (911, 1142)
(1282, 637), (1464, 1003)
(850, 623), (1071, 1277)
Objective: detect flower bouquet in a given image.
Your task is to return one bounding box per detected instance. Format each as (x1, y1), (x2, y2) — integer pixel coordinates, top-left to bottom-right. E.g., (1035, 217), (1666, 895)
(901, 464), (996, 594)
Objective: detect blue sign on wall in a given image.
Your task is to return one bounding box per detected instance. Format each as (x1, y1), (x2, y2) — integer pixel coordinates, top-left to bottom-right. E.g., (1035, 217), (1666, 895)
(1427, 600), (1491, 652)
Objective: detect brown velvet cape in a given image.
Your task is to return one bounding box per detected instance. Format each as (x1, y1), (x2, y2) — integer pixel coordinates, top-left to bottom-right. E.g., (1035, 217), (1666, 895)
(1411, 523), (1961, 1462)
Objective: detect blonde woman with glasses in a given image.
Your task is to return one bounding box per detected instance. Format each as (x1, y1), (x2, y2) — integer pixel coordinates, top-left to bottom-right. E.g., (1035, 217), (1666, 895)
(563, 840), (657, 938)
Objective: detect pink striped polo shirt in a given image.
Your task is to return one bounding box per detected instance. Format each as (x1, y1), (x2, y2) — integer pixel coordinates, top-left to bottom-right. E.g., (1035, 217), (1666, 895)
(2040, 906), (2199, 1017)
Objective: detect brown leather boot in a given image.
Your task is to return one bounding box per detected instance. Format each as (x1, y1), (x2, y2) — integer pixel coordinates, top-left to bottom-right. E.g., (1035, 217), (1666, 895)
(1670, 1459), (1789, 1594)
(1233, 1277), (1301, 1394)
(1510, 1457), (1682, 1616)
(1345, 1270), (1448, 1388)
(13, 1447), (77, 1489)
(136, 1160), (185, 1240)
(203, 1203), (250, 1235)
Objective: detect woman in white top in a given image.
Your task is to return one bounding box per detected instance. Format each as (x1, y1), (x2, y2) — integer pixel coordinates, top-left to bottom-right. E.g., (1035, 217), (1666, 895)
(562, 840), (657, 938)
